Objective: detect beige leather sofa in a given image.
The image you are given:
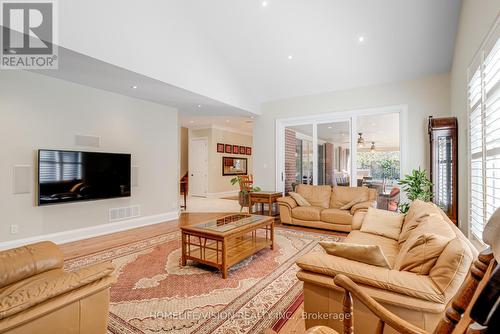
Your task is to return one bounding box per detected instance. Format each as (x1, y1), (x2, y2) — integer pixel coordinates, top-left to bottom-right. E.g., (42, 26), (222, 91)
(277, 185), (377, 232)
(296, 200), (477, 334)
(0, 241), (116, 334)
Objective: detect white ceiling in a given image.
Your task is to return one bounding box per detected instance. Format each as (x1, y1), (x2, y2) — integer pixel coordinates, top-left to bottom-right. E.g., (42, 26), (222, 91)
(290, 112), (400, 148)
(14, 0), (461, 116)
(181, 0), (462, 102)
(180, 116), (254, 136)
(32, 48), (252, 117)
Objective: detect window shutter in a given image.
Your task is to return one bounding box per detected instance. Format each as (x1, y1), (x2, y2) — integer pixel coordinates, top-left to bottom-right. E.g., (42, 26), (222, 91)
(468, 21), (500, 242)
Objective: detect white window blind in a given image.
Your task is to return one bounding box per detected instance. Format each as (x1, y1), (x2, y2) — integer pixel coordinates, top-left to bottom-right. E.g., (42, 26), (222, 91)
(39, 151), (83, 183)
(468, 24), (500, 242)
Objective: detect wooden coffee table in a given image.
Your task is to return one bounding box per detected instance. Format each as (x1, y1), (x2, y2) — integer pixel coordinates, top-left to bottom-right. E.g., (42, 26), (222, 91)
(180, 214), (274, 278)
(249, 191), (282, 217)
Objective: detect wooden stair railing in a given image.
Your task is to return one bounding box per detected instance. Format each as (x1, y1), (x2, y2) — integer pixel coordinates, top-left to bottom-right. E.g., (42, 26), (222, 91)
(180, 172), (188, 210)
(332, 248), (496, 334)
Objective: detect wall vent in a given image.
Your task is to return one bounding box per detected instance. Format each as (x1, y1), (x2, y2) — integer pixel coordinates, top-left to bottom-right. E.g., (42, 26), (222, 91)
(75, 135), (100, 147)
(109, 205), (140, 222)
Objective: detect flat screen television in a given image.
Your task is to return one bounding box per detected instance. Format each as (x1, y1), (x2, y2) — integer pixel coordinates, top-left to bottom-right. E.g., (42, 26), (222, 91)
(37, 149), (131, 206)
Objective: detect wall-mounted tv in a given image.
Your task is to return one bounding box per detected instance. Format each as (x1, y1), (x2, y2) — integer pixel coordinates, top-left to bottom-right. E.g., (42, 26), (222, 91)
(38, 149), (131, 206)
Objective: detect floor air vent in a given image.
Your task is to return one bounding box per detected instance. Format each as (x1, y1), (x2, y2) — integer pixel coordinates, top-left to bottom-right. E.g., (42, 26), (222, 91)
(109, 205), (141, 222)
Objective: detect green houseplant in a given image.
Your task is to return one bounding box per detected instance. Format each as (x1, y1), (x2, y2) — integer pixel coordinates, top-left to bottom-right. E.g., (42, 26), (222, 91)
(398, 168), (433, 214)
(230, 176), (262, 210)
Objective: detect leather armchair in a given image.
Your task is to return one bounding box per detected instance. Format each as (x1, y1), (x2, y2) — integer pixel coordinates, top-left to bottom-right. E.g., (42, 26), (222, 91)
(0, 241), (116, 334)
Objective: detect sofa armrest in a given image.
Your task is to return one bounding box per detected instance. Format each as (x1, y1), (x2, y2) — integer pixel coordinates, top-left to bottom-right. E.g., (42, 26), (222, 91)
(277, 197), (297, 224)
(350, 200), (377, 215)
(296, 252), (444, 304)
(0, 262), (115, 320)
(351, 211), (367, 230)
(277, 196), (298, 209)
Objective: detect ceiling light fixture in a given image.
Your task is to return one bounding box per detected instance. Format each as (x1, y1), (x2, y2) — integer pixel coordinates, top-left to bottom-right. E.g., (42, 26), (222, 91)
(189, 120), (195, 124)
(328, 126), (332, 129)
(131, 85), (138, 89)
(288, 54), (293, 60)
(357, 133), (365, 148)
(370, 142), (376, 152)
(358, 35), (365, 43)
(197, 104), (202, 108)
(262, 1), (268, 7)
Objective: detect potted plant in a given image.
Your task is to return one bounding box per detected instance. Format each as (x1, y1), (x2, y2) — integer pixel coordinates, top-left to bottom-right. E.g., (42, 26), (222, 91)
(398, 168), (433, 214)
(230, 176), (261, 210)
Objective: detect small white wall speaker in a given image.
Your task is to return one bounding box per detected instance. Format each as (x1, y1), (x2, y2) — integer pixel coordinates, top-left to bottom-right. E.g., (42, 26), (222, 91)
(13, 165), (32, 194)
(131, 166), (139, 187)
(75, 135), (100, 147)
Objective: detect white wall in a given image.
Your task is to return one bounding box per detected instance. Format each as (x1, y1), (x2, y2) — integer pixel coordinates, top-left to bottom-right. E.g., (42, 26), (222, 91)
(253, 73), (450, 195)
(0, 71), (179, 243)
(450, 0), (500, 234)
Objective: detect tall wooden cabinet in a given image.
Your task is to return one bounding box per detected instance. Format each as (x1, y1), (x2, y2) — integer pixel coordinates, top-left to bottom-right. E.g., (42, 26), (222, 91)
(428, 116), (458, 225)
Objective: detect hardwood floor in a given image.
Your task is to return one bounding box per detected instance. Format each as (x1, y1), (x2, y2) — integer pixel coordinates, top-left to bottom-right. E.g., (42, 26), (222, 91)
(59, 212), (346, 334)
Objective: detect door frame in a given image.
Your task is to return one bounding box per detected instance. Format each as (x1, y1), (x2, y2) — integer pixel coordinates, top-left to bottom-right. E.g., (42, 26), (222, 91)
(189, 137), (209, 197)
(275, 104), (408, 193)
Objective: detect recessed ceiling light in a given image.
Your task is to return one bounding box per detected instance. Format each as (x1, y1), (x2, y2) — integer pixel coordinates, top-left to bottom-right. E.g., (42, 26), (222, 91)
(189, 120), (195, 124)
(262, 1), (268, 7)
(288, 55), (293, 60)
(131, 85), (138, 89)
(358, 35), (365, 43)
(328, 126), (332, 129)
(197, 104), (202, 108)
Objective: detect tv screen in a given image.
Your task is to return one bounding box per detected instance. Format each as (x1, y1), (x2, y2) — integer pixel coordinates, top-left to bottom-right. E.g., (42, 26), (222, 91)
(38, 149), (131, 205)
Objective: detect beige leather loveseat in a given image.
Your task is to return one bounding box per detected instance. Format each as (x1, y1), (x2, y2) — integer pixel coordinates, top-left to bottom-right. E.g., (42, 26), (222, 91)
(277, 185), (377, 232)
(0, 241), (116, 334)
(296, 200), (477, 334)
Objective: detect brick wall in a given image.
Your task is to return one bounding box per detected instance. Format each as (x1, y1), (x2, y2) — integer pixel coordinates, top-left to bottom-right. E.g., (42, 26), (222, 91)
(284, 128), (296, 193)
(324, 142), (334, 185)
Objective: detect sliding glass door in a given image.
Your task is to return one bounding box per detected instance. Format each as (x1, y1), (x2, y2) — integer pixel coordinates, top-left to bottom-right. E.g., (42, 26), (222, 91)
(276, 107), (404, 195)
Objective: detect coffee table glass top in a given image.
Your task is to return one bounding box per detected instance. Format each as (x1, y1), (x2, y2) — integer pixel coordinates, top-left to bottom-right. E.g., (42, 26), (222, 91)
(192, 214), (268, 233)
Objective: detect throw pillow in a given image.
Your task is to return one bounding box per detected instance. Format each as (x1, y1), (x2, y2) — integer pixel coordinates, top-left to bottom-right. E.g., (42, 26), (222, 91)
(319, 241), (392, 269)
(289, 192), (311, 207)
(339, 198), (363, 210)
(360, 207), (405, 240)
(396, 233), (451, 275)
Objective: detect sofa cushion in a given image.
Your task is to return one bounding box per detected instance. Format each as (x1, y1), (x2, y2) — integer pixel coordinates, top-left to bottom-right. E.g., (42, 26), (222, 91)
(339, 198), (363, 210)
(330, 186), (369, 209)
(292, 206), (323, 221)
(360, 207), (405, 240)
(0, 241), (64, 289)
(296, 184), (332, 208)
(321, 208), (352, 225)
(429, 237), (474, 297)
(399, 200), (443, 244)
(319, 241), (392, 268)
(396, 233), (451, 274)
(345, 230), (400, 266)
(296, 252), (444, 303)
(289, 192), (311, 207)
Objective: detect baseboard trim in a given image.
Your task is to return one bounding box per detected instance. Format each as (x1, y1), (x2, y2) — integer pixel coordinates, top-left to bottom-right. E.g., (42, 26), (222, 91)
(0, 210), (180, 250)
(206, 190), (239, 199)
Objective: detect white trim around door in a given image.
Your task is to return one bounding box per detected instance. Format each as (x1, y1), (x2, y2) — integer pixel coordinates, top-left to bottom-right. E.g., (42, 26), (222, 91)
(189, 137), (209, 197)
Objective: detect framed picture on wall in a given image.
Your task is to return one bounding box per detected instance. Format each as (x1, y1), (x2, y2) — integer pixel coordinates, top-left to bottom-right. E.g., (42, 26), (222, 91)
(232, 145), (239, 154)
(225, 144), (232, 153)
(217, 143), (224, 153)
(239, 146), (245, 155)
(246, 147), (252, 155)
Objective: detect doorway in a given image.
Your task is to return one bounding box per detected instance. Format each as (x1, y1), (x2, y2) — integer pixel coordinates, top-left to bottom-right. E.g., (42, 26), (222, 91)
(189, 137), (208, 197)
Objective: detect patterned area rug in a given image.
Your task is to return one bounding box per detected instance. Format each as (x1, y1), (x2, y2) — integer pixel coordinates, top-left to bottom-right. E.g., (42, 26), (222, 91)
(65, 227), (343, 334)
